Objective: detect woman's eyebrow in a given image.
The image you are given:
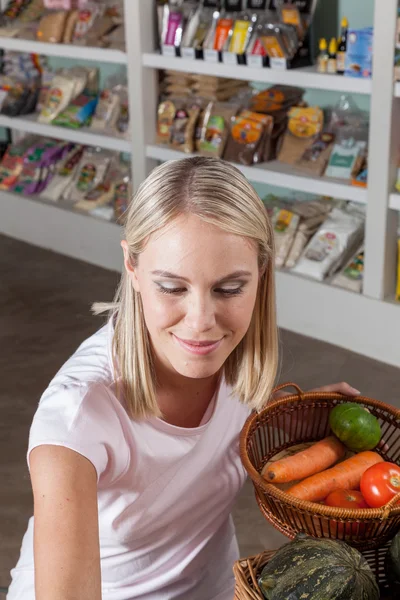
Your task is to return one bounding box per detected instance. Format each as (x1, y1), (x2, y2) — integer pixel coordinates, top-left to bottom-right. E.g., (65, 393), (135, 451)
(151, 270), (252, 283)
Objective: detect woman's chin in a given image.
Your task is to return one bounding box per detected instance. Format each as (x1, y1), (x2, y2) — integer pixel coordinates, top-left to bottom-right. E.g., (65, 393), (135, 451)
(172, 359), (223, 380)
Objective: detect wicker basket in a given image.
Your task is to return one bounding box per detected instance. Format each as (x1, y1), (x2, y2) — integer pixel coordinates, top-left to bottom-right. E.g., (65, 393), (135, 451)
(240, 383), (400, 551)
(233, 543), (393, 600)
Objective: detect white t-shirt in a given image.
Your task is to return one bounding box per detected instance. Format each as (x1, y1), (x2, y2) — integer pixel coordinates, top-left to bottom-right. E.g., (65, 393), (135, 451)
(7, 321), (251, 600)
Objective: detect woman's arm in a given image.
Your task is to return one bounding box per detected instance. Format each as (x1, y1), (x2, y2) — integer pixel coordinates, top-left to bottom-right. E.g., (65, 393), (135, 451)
(30, 445), (102, 600)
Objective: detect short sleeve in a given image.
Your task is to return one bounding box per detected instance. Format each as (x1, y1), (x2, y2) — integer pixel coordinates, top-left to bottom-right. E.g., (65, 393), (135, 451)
(27, 382), (128, 483)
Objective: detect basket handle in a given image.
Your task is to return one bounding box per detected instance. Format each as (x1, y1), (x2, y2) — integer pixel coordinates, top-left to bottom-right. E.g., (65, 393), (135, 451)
(272, 382), (305, 400)
(379, 491), (400, 520)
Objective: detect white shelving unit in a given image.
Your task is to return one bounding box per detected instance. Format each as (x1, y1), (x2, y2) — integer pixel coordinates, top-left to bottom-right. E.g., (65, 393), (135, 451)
(1, 0), (400, 368)
(0, 114), (131, 153)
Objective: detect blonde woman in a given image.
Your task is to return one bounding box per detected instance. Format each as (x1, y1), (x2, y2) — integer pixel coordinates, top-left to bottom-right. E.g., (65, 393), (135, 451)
(8, 157), (358, 600)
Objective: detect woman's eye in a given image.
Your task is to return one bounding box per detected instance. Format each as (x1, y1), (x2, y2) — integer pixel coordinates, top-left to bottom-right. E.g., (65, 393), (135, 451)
(157, 284), (186, 295)
(215, 287), (243, 296)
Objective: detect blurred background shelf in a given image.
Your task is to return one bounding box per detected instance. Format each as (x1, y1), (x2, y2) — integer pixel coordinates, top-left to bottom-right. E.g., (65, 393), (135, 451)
(146, 145), (368, 204)
(0, 36), (127, 63)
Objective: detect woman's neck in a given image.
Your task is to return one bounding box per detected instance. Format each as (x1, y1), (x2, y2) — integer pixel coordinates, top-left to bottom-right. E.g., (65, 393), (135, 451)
(155, 362), (220, 428)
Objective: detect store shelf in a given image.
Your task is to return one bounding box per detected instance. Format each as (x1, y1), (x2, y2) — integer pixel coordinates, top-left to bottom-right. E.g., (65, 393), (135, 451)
(0, 36), (127, 64)
(146, 145), (368, 204)
(142, 53), (372, 94)
(0, 114), (131, 153)
(0, 191), (122, 271)
(389, 193), (400, 210)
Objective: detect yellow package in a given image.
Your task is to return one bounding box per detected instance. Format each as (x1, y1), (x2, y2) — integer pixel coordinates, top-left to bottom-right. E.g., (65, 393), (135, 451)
(261, 34), (287, 58)
(397, 240), (400, 301)
(288, 106), (323, 139)
(228, 20), (251, 54)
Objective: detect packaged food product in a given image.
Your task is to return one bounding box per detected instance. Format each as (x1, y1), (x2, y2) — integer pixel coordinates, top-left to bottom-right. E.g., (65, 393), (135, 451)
(114, 175), (132, 220)
(19, 0), (46, 23)
(199, 102), (240, 158)
(0, 135), (38, 190)
(279, 2), (305, 40)
(42, 144), (84, 201)
(75, 158), (128, 212)
(296, 131), (335, 176)
(66, 148), (112, 203)
(272, 207), (300, 269)
(163, 9), (184, 48)
(278, 106), (324, 166)
(91, 88), (120, 131)
(224, 110), (273, 166)
(73, 2), (101, 42)
(345, 28), (373, 79)
(63, 9), (79, 43)
(170, 100), (200, 153)
(37, 11), (68, 43)
(81, 14), (115, 46)
(0, 80), (31, 116)
(38, 73), (77, 123)
(228, 18), (253, 54)
(213, 17), (233, 51)
(12, 138), (62, 195)
(157, 99), (178, 145)
(52, 93), (98, 128)
(332, 246), (365, 293)
(325, 130), (367, 180)
(292, 207), (364, 281)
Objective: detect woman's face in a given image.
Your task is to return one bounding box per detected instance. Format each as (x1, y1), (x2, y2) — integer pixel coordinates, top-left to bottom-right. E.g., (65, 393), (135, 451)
(122, 214), (260, 381)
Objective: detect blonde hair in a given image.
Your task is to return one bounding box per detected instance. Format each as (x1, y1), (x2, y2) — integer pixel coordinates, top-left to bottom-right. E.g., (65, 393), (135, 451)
(95, 157), (278, 419)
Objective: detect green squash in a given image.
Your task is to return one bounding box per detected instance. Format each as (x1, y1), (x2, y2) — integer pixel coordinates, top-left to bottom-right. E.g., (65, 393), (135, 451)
(385, 530), (400, 594)
(258, 534), (380, 600)
(329, 403), (381, 452)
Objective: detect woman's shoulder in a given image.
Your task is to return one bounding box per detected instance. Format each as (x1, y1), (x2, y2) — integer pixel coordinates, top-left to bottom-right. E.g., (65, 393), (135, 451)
(49, 321), (114, 391)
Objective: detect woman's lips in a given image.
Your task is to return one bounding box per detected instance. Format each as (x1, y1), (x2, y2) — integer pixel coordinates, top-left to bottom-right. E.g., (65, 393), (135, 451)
(173, 335), (223, 356)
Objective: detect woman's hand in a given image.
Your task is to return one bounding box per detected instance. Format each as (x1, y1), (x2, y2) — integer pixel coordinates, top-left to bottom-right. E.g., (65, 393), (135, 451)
(273, 381), (360, 401)
(308, 382), (360, 396)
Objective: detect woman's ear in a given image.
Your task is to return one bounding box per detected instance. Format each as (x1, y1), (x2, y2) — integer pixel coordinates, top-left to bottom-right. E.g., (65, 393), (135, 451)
(121, 241), (140, 292)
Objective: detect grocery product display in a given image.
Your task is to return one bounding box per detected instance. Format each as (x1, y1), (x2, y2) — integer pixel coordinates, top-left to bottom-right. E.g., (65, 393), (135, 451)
(157, 0), (319, 69)
(157, 77), (369, 184)
(1, 135), (131, 220)
(0, 0), (125, 50)
(0, 59), (129, 136)
(263, 193), (366, 291)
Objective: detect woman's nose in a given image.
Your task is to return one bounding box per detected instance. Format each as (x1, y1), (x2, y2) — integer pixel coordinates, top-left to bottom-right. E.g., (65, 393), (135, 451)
(184, 293), (216, 333)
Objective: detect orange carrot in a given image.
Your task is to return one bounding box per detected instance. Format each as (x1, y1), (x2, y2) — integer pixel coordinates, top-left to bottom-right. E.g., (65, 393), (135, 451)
(286, 451), (384, 502)
(263, 437), (346, 484)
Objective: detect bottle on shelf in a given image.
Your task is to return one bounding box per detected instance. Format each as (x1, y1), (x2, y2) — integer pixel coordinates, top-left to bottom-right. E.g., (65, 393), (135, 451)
(327, 37), (337, 74)
(317, 38), (328, 74)
(337, 17), (348, 75)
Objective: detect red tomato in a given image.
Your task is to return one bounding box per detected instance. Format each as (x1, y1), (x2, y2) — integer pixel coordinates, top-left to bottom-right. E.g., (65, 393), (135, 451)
(360, 462), (400, 508)
(324, 490), (369, 537)
(325, 490), (369, 509)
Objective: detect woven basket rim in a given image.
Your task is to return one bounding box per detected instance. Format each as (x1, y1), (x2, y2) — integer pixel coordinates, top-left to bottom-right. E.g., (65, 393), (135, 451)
(240, 388), (400, 521)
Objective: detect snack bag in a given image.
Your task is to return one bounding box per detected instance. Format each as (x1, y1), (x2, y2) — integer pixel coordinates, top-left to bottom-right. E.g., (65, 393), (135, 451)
(42, 145), (84, 201)
(53, 94), (98, 128)
(332, 246), (365, 294)
(199, 102), (239, 158)
(170, 101), (200, 154)
(224, 110), (273, 166)
(38, 74), (77, 123)
(37, 11), (68, 43)
(272, 207), (300, 269)
(278, 106), (324, 166)
(157, 99), (179, 145)
(66, 148), (112, 203)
